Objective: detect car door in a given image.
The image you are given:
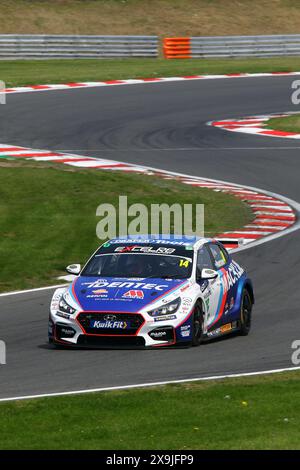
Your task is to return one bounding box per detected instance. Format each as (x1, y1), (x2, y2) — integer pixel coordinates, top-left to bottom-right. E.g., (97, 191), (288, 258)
(206, 242), (231, 329)
(196, 244), (221, 329)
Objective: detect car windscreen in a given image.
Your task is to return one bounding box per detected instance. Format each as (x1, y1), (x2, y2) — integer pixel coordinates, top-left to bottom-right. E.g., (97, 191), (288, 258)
(81, 253), (193, 279)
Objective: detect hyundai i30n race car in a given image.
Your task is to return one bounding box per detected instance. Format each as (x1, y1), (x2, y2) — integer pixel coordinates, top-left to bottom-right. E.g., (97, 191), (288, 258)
(49, 236), (254, 348)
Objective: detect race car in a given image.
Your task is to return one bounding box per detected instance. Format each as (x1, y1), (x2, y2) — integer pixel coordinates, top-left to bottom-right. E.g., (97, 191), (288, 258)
(48, 236), (254, 348)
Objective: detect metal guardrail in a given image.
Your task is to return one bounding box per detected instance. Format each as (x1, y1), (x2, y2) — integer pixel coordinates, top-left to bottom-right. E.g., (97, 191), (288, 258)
(0, 35), (158, 59)
(164, 35), (300, 59)
(3, 34), (300, 60)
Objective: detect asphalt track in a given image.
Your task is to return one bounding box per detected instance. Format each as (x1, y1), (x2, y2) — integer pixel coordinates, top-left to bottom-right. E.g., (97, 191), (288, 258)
(1, 76), (300, 399)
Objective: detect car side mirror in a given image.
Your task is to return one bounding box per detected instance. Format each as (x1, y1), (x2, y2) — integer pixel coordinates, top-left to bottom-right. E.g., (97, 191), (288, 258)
(66, 264), (81, 275)
(200, 268), (219, 280)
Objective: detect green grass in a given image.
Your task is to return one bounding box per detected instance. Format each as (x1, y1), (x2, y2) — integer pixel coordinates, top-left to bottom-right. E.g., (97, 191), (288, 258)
(2, 57), (300, 88)
(0, 161), (251, 292)
(266, 113), (300, 133)
(1, 371), (300, 449)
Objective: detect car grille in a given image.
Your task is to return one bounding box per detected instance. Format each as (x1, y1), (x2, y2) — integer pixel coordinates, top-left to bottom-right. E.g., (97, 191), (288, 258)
(77, 312), (145, 336)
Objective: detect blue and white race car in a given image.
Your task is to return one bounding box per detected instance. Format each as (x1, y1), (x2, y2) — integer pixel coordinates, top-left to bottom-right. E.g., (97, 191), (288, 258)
(49, 236), (254, 348)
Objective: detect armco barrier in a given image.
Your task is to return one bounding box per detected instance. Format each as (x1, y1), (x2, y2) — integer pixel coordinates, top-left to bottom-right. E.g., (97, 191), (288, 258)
(0, 35), (158, 59)
(163, 37), (191, 59)
(163, 35), (300, 59)
(3, 34), (300, 60)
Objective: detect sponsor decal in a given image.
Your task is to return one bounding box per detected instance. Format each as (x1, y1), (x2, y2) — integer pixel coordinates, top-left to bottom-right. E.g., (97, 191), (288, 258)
(223, 261), (244, 292)
(93, 289), (108, 295)
(90, 319), (129, 329)
(87, 295), (108, 299)
(61, 327), (75, 336)
(230, 296), (235, 310)
(181, 330), (191, 338)
(220, 323), (232, 333)
(115, 246), (175, 254)
(180, 325), (190, 331)
(179, 324), (191, 338)
(87, 288), (109, 299)
(207, 328), (220, 337)
(149, 330), (167, 339)
(149, 327), (174, 341)
(56, 312), (71, 319)
(200, 280), (209, 293)
(154, 315), (176, 322)
(180, 283), (190, 293)
(82, 280), (169, 291)
(182, 307), (191, 314)
(181, 326), (191, 335)
(203, 288), (211, 299)
(123, 289), (144, 299)
(182, 297), (192, 306)
(181, 297), (193, 314)
(109, 239), (193, 246)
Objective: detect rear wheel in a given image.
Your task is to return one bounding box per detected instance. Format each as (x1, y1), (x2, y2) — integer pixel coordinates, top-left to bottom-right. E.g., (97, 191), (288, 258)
(192, 301), (205, 346)
(239, 289), (252, 336)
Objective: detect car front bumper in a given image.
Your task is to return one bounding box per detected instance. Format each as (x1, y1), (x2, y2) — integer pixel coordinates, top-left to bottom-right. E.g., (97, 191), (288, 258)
(49, 308), (194, 348)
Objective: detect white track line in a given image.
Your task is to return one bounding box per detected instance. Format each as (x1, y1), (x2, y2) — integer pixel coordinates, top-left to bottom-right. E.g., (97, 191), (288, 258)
(0, 366), (300, 403)
(0, 284), (67, 297)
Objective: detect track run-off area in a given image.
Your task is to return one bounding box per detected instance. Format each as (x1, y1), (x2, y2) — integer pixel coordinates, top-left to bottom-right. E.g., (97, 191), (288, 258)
(1, 73), (300, 400)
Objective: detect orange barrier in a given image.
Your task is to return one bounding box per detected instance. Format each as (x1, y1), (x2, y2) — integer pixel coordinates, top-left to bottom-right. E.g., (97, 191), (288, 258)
(163, 37), (191, 59)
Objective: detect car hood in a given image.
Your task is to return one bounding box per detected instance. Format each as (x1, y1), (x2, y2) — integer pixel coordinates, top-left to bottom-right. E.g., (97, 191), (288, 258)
(71, 276), (187, 313)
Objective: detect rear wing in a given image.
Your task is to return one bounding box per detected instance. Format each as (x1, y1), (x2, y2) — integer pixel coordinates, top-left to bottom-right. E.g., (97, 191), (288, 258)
(214, 238), (245, 251)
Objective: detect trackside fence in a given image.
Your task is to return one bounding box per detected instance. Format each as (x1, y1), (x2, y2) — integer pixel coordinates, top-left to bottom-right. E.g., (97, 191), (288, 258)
(2, 34), (300, 60)
(163, 35), (300, 59)
(0, 35), (158, 59)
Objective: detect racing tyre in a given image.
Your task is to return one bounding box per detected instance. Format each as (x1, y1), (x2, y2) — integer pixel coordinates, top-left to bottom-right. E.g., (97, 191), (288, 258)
(192, 301), (205, 346)
(239, 289), (252, 336)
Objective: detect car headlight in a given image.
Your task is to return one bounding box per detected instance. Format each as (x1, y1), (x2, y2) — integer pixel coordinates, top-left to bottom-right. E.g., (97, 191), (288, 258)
(58, 297), (76, 315)
(148, 297), (181, 317)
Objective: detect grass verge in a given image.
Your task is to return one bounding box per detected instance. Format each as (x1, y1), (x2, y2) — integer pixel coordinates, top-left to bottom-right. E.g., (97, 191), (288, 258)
(266, 113), (300, 133)
(1, 0), (300, 37)
(2, 57), (300, 88)
(0, 160), (251, 292)
(1, 371), (300, 450)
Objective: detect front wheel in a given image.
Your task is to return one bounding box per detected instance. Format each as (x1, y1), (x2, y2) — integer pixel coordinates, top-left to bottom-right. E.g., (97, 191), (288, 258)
(192, 301), (205, 346)
(239, 289), (252, 336)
